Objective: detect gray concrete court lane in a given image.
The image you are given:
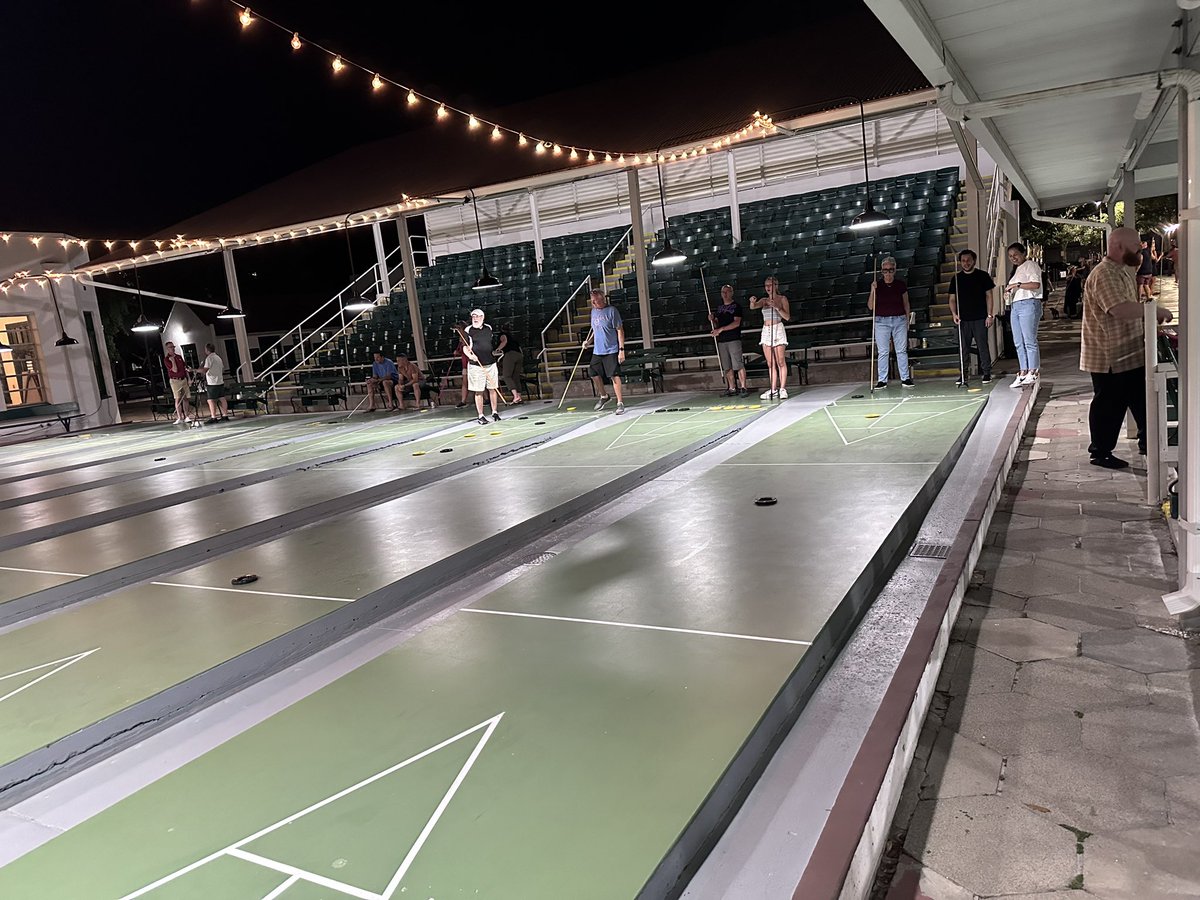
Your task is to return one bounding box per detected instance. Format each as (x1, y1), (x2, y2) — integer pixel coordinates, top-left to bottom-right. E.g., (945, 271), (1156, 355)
(0, 412), (587, 605)
(0, 415), (329, 480)
(158, 405), (761, 601)
(0, 394), (985, 899)
(0, 409), (470, 542)
(0, 415), (352, 503)
(0, 406), (754, 771)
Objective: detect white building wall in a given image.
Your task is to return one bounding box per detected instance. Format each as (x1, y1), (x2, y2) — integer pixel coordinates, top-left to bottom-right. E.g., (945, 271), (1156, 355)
(0, 235), (120, 430)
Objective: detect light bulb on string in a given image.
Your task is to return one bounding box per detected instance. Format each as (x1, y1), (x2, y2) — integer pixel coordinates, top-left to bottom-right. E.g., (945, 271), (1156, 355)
(371, 73), (384, 91)
(587, 151), (596, 162)
(604, 153), (612, 163)
(332, 56), (345, 74)
(518, 133), (528, 146)
(406, 89), (418, 105)
(569, 148), (578, 161)
(468, 115), (479, 129)
(239, 7), (252, 28)
(552, 144), (562, 156)
(436, 104), (448, 119)
(290, 32), (302, 50)
(535, 142), (546, 154)
(491, 126), (502, 140)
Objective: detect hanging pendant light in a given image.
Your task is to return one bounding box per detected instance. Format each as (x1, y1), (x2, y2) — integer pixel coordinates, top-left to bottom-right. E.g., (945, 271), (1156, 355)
(128, 263), (161, 333)
(46, 277), (80, 346)
(651, 161), (686, 267)
(217, 303), (247, 319)
(470, 189), (502, 290)
(849, 99), (891, 231)
(341, 219), (378, 311)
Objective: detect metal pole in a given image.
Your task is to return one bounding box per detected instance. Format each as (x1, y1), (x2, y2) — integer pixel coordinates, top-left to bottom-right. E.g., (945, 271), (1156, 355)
(371, 221), (391, 296)
(727, 152), (742, 246)
(627, 169), (655, 349)
(397, 214), (428, 370)
(222, 250), (253, 381)
(530, 191), (544, 272)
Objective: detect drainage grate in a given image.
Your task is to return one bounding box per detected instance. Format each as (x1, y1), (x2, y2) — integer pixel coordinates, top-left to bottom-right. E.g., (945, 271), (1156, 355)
(909, 541), (952, 559)
(527, 551), (559, 566)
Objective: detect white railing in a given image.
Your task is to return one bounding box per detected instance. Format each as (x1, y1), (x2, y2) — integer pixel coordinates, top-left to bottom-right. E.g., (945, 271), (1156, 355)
(983, 165), (1006, 278)
(251, 243), (404, 382)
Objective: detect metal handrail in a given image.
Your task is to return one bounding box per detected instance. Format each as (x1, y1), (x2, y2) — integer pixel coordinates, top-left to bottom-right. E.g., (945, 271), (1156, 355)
(598, 226), (633, 282)
(249, 243), (404, 371)
(266, 306), (375, 399)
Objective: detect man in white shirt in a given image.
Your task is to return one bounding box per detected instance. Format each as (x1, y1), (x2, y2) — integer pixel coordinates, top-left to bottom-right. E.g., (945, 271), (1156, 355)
(199, 342), (229, 422)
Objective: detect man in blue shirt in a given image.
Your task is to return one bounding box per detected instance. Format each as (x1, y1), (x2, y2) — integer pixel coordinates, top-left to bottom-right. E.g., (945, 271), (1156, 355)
(367, 351), (399, 411)
(586, 289), (626, 415)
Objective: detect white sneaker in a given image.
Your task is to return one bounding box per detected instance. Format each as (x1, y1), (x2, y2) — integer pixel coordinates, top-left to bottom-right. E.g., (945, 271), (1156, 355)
(777, 388), (789, 399)
(760, 390), (774, 400)
(1025, 372), (1040, 388)
(1010, 373), (1028, 388)
(172, 418), (184, 425)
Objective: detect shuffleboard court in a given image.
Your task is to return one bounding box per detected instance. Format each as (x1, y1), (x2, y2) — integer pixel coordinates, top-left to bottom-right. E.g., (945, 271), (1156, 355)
(0, 406), (757, 775)
(0, 407), (477, 544)
(0, 389), (988, 898)
(0, 411), (591, 607)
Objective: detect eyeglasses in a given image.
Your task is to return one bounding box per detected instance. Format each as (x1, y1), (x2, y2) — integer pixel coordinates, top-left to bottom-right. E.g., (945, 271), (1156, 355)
(881, 267), (896, 272)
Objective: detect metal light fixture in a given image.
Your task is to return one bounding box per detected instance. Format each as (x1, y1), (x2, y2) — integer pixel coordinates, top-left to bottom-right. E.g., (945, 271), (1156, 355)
(651, 161), (686, 267)
(217, 303), (246, 319)
(469, 189), (502, 290)
(849, 99), (892, 231)
(45, 277), (79, 346)
(128, 264), (161, 333)
(343, 296), (376, 312)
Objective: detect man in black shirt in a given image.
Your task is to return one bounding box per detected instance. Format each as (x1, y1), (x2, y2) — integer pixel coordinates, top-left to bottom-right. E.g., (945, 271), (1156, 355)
(947, 249), (996, 385)
(709, 284), (748, 397)
(463, 308), (501, 424)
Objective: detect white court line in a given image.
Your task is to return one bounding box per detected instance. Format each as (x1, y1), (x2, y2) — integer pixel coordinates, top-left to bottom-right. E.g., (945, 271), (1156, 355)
(0, 565), (354, 603)
(260, 873), (301, 900)
(0, 648), (99, 705)
(226, 851), (377, 900)
(867, 397), (907, 430)
(823, 405), (850, 446)
(722, 461), (934, 466)
(462, 608), (812, 646)
(840, 400), (983, 446)
(150, 581), (355, 604)
(604, 411), (734, 452)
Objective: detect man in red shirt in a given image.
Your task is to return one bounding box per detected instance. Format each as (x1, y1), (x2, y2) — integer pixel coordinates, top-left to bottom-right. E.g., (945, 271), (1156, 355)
(163, 341), (191, 424)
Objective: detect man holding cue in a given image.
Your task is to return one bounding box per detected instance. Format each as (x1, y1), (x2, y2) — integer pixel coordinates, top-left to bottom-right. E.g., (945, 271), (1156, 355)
(709, 284), (748, 397)
(587, 289), (626, 415)
(463, 308), (502, 425)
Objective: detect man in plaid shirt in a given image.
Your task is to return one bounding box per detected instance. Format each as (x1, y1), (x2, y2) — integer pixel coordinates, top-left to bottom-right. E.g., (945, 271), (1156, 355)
(1081, 227), (1173, 469)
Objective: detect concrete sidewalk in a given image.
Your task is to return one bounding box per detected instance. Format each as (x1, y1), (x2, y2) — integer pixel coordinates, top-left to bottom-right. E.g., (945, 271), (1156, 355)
(879, 284), (1200, 900)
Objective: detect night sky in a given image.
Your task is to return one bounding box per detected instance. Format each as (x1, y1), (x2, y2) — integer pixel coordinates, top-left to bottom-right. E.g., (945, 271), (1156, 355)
(1, 1), (881, 238)
(2, 2), (899, 337)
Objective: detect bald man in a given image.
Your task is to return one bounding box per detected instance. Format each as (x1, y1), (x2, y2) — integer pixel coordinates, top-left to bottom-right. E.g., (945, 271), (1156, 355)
(1080, 226), (1173, 469)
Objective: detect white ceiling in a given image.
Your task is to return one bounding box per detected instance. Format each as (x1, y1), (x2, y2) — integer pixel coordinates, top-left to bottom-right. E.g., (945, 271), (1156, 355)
(867, 0), (1186, 208)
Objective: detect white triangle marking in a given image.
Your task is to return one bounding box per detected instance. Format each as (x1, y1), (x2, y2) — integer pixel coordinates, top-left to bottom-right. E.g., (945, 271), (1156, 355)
(0, 648), (99, 705)
(119, 712), (504, 900)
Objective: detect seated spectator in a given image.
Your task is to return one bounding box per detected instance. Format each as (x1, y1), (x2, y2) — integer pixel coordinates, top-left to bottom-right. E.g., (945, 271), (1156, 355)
(366, 351), (399, 412)
(394, 355), (424, 410)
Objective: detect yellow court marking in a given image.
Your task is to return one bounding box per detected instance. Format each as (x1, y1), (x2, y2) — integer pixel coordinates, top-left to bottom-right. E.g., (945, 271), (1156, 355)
(411, 451), (426, 456)
(865, 413), (881, 419)
(750, 405), (762, 410)
(968, 388), (982, 393)
(567, 406), (577, 411)
(735, 404), (747, 409)
(490, 431), (502, 435)
(464, 433), (476, 437)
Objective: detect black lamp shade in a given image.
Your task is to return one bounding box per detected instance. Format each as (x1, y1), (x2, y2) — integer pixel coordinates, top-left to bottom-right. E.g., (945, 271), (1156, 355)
(651, 239), (686, 267)
(131, 313), (161, 333)
(217, 304), (247, 319)
(55, 332), (80, 346)
(849, 201), (891, 231)
(472, 267), (501, 290)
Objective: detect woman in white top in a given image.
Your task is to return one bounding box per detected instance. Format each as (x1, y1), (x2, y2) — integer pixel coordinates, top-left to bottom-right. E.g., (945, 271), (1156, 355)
(749, 276), (791, 400)
(1004, 242), (1044, 388)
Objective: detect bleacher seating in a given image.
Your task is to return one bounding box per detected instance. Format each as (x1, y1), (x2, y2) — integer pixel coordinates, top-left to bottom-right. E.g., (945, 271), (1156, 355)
(339, 167), (959, 380)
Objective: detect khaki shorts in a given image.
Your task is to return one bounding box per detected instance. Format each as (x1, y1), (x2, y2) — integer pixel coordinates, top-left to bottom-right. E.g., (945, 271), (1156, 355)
(169, 378), (190, 400)
(467, 363), (499, 392)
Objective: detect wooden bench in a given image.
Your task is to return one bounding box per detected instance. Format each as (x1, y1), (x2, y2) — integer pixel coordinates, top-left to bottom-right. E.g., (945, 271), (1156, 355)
(0, 401), (81, 432)
(291, 376), (348, 412)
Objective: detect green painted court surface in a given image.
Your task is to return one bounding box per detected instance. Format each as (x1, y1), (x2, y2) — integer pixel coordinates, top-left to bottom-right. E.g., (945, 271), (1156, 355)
(0, 387), (990, 898)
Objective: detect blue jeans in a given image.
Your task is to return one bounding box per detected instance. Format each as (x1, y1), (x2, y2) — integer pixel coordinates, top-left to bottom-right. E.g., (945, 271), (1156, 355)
(1010, 299), (1042, 370)
(874, 315), (910, 382)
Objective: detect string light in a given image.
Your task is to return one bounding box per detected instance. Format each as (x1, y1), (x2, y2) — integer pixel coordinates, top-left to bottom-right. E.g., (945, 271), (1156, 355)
(468, 115), (480, 130)
(290, 31), (301, 50)
(535, 142), (546, 154)
(570, 148), (579, 161)
(371, 73), (384, 91)
(331, 56), (345, 74)
(518, 133), (528, 146)
(239, 7), (252, 28)
(436, 103), (448, 119)
(491, 126), (502, 140)
(407, 89), (418, 105)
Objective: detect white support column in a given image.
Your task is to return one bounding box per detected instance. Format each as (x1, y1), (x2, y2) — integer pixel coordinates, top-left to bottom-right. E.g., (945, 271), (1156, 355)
(1119, 168), (1137, 231)
(1119, 170), (1141, 440)
(371, 221), (391, 296)
(727, 152), (742, 246)
(397, 214), (428, 370)
(222, 250), (253, 381)
(530, 191), (544, 272)
(627, 169), (654, 349)
(1165, 85), (1200, 618)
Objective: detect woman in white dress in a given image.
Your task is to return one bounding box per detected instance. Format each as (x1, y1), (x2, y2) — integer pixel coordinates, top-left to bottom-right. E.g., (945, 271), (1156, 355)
(749, 276), (791, 400)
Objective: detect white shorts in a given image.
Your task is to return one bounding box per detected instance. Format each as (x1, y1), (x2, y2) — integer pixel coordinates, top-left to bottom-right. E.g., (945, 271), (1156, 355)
(760, 323), (788, 347)
(467, 363), (499, 392)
